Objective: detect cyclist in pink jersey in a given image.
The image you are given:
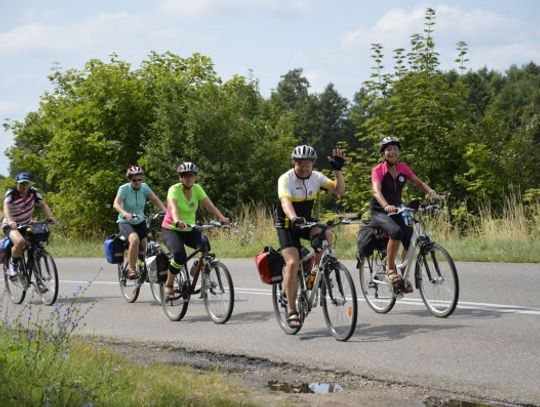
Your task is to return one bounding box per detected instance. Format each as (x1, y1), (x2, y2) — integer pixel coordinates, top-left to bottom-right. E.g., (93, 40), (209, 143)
(161, 162), (229, 299)
(371, 136), (443, 291)
(2, 172), (57, 278)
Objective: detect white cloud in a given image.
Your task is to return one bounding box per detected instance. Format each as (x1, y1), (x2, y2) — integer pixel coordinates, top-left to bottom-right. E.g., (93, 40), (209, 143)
(0, 12), (146, 55)
(340, 4), (539, 76)
(158, 0), (308, 18)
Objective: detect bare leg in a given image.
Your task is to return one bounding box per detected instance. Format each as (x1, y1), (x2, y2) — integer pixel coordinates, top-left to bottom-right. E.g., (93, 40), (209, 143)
(282, 247), (300, 314)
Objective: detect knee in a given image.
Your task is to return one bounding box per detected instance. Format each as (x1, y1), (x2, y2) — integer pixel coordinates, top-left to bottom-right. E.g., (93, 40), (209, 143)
(285, 257), (299, 273)
(129, 234), (140, 245)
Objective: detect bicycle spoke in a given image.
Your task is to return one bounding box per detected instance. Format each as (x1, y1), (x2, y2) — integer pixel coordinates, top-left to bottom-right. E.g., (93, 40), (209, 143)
(34, 252), (59, 305)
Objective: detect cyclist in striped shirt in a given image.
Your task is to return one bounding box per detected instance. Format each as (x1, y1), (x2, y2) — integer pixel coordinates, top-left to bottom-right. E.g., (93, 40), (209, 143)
(2, 172), (57, 278)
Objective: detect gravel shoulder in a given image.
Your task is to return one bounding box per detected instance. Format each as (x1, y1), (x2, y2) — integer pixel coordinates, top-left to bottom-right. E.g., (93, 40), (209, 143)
(87, 336), (517, 407)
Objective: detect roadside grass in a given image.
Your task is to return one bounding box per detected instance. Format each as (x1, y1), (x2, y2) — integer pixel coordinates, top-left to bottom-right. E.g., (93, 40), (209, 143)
(0, 285), (257, 407)
(45, 200), (540, 263)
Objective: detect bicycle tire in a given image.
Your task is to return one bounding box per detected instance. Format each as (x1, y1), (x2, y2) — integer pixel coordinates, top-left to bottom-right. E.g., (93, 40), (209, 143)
(358, 249), (396, 313)
(149, 280), (162, 304)
(415, 243), (459, 318)
(117, 258), (141, 303)
(271, 266), (301, 335)
(202, 260), (234, 324)
(321, 261), (358, 341)
(160, 270), (190, 321)
(34, 251), (59, 305)
(3, 257), (27, 304)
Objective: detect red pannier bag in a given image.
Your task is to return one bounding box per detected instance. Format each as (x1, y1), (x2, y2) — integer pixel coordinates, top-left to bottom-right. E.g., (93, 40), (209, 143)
(255, 246), (284, 284)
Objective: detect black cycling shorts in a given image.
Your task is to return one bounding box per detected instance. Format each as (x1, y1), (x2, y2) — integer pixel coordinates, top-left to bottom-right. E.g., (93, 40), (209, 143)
(276, 227), (312, 254)
(118, 221), (148, 240)
(370, 210), (412, 250)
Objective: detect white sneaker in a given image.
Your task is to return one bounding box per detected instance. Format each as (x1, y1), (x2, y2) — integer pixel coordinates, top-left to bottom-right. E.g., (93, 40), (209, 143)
(6, 261), (19, 277)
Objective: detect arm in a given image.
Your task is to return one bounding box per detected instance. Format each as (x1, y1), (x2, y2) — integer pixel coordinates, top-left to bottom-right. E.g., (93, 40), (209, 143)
(148, 192), (167, 213)
(168, 197), (187, 229)
(201, 197), (230, 224)
(372, 181), (396, 214)
(280, 196), (298, 221)
(329, 170), (345, 197)
(409, 175), (443, 200)
(38, 200), (57, 223)
(3, 202), (17, 230)
(113, 195), (133, 221)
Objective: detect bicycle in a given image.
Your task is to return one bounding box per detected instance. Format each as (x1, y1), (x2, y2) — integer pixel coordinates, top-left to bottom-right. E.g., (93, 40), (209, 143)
(117, 212), (166, 304)
(272, 219), (358, 341)
(160, 221), (234, 324)
(3, 220), (59, 305)
(358, 200), (459, 317)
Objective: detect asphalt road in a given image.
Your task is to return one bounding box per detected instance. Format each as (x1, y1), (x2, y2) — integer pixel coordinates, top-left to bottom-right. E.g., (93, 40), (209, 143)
(1, 258), (539, 405)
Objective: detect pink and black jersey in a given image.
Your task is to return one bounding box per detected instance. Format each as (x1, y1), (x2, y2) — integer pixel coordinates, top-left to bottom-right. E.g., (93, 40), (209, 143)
(2, 187), (43, 226)
(371, 161), (416, 212)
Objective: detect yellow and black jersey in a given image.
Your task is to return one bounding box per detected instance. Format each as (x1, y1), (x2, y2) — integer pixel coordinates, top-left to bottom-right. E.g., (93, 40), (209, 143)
(274, 169), (335, 229)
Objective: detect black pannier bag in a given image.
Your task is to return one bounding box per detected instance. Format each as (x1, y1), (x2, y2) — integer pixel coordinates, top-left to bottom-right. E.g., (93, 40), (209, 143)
(357, 220), (384, 257)
(255, 246), (284, 284)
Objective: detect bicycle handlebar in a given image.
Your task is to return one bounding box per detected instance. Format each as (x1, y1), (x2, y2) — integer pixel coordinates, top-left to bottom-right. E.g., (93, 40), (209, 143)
(186, 220), (230, 231)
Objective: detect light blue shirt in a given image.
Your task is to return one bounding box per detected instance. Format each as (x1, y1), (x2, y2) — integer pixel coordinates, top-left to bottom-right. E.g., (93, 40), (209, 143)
(116, 182), (153, 224)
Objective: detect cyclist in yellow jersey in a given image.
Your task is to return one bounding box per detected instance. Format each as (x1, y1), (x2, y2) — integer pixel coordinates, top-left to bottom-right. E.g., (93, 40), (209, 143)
(275, 145), (345, 328)
(161, 162), (229, 298)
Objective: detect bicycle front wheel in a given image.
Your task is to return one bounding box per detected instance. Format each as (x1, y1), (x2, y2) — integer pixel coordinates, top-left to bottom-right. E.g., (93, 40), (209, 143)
(203, 260), (234, 324)
(3, 258), (27, 304)
(160, 270), (190, 321)
(358, 249), (396, 313)
(117, 257), (141, 303)
(415, 243), (459, 318)
(34, 252), (59, 305)
(321, 261), (357, 342)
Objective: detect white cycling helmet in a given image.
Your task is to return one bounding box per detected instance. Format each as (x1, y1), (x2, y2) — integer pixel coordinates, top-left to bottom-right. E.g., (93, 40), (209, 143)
(126, 166), (144, 177)
(177, 162), (198, 174)
(291, 145), (317, 160)
(379, 136), (401, 153)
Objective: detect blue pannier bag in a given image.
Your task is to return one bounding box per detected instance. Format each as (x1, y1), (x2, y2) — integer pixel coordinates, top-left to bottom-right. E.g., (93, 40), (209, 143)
(0, 237), (13, 264)
(104, 234), (126, 264)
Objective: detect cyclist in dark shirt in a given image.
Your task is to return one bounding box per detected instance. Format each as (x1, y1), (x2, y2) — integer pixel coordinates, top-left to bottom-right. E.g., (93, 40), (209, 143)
(371, 136), (443, 291)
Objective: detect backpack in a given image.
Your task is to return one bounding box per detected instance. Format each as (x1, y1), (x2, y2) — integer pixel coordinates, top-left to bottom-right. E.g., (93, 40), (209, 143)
(255, 246), (284, 284)
(357, 221), (384, 257)
(104, 234), (127, 264)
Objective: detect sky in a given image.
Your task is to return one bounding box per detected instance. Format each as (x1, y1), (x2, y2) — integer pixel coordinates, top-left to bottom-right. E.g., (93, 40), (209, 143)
(1, 0), (539, 176)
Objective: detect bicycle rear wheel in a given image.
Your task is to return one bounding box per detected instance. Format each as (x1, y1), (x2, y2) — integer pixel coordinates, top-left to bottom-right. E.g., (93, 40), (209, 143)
(321, 261), (358, 341)
(149, 280), (162, 304)
(358, 249), (396, 313)
(117, 257), (141, 303)
(3, 258), (27, 304)
(203, 260), (234, 324)
(415, 243), (459, 318)
(34, 252), (59, 305)
(271, 267), (302, 335)
(160, 270), (190, 321)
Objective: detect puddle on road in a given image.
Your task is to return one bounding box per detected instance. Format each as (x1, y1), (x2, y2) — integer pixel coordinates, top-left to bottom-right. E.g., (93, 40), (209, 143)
(268, 381), (342, 394)
(423, 396), (517, 407)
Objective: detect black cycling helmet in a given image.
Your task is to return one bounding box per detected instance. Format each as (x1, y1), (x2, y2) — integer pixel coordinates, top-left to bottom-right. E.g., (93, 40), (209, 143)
(177, 162), (198, 174)
(379, 136), (401, 153)
(291, 145), (317, 160)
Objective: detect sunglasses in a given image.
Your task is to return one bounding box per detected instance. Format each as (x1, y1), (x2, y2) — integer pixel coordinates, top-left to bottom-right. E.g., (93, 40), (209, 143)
(131, 178), (143, 183)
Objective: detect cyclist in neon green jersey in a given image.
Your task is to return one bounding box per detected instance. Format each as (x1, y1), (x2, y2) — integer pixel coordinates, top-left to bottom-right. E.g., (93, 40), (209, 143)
(161, 162), (230, 298)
